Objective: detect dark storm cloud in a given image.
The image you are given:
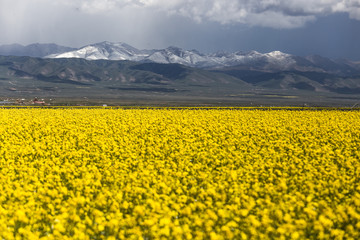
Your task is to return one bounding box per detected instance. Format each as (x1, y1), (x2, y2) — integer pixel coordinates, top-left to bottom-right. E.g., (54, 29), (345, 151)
(63, 0), (360, 28)
(1, 1), (359, 39)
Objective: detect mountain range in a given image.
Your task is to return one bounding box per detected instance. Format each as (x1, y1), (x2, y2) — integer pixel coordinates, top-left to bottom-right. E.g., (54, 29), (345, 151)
(0, 42), (360, 106)
(1, 41), (359, 73)
(46, 42), (295, 69)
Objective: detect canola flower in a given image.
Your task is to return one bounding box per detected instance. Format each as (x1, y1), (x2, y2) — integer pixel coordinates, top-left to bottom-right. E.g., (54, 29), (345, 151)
(0, 108), (359, 240)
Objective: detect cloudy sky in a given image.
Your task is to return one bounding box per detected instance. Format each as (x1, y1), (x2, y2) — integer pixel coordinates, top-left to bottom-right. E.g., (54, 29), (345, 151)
(1, 0), (360, 59)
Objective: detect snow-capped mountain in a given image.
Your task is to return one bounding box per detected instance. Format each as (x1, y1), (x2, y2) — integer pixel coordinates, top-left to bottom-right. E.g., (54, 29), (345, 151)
(46, 42), (148, 61)
(45, 41), (296, 69)
(207, 50), (296, 69)
(2, 41), (359, 75)
(145, 46), (212, 67)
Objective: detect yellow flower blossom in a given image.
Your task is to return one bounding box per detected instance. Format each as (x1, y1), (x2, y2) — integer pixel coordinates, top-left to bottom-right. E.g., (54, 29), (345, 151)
(0, 108), (359, 239)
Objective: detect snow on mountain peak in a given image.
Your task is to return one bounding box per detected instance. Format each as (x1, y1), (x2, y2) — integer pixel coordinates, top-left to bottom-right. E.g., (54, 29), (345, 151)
(266, 51), (291, 58)
(47, 42), (148, 61)
(264, 51), (296, 67)
(46, 42), (296, 68)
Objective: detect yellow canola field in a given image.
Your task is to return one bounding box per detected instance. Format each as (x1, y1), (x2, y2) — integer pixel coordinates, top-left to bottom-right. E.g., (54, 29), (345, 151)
(0, 108), (359, 240)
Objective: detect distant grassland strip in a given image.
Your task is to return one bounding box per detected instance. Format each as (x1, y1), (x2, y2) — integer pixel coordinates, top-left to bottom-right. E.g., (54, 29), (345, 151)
(0, 108), (359, 239)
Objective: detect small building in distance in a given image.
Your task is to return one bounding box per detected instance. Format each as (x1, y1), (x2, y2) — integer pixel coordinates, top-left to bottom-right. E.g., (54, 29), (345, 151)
(32, 98), (47, 105)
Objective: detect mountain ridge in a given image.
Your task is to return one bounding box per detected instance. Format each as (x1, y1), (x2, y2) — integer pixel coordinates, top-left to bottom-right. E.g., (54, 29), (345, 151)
(45, 42), (298, 69)
(2, 41), (360, 76)
(46, 42), (360, 76)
